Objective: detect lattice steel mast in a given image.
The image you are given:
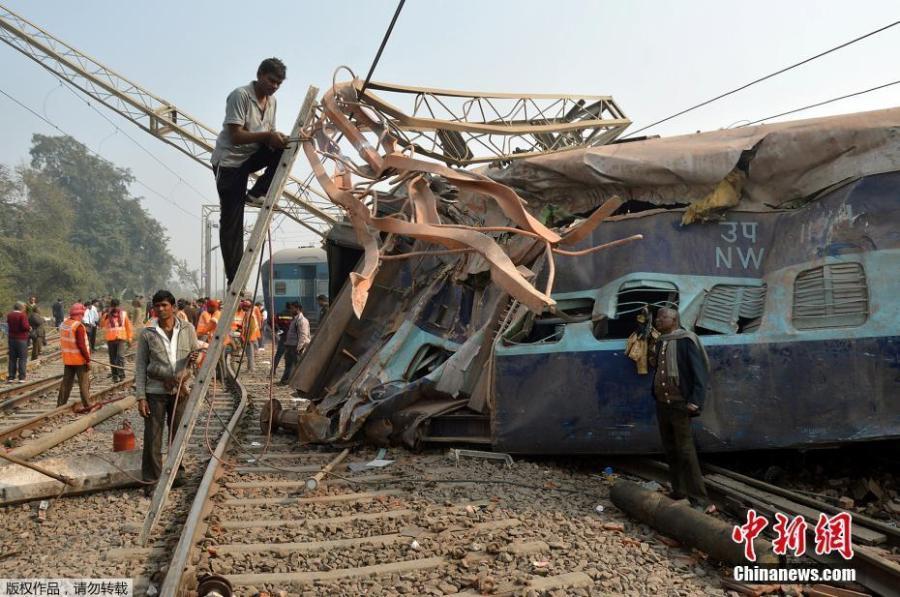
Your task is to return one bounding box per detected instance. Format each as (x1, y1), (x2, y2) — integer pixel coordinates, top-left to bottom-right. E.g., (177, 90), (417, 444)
(0, 3), (339, 236)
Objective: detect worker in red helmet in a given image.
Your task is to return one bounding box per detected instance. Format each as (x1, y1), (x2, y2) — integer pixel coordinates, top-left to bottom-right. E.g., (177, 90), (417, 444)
(57, 303), (93, 409)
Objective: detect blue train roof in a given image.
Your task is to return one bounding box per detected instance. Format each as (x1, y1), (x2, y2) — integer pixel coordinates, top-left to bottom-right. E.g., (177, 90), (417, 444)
(267, 247), (327, 265)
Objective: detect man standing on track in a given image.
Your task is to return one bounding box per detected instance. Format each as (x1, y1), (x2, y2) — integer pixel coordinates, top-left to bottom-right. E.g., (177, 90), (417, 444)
(82, 299), (100, 351)
(52, 298), (64, 328)
(101, 298), (133, 382)
(211, 58), (289, 290)
(6, 302), (31, 383)
(28, 305), (46, 361)
(134, 290), (199, 492)
(57, 303), (93, 409)
(276, 302), (310, 385)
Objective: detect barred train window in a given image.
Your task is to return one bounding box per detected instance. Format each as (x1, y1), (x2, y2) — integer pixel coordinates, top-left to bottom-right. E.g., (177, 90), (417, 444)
(274, 281), (287, 296)
(792, 263), (868, 330)
(696, 284), (766, 334)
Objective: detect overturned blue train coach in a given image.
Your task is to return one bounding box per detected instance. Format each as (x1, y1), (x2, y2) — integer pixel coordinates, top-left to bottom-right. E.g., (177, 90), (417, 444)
(292, 107), (900, 454)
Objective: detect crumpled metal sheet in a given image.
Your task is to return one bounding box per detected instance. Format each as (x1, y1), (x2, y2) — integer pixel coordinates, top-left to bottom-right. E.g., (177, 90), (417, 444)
(485, 106), (900, 213)
(302, 79), (639, 318)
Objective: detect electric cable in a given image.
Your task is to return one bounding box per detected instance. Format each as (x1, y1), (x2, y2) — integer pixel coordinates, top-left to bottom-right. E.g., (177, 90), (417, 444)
(360, 0), (407, 94)
(738, 78), (900, 127)
(624, 20), (900, 137)
(0, 85), (201, 220)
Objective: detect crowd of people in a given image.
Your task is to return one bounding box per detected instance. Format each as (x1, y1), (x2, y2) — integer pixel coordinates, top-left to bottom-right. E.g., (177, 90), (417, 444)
(4, 293), (318, 387)
(5, 290), (320, 494)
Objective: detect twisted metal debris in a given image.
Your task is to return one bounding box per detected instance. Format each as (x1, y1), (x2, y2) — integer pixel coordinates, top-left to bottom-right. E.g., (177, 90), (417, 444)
(302, 77), (642, 318)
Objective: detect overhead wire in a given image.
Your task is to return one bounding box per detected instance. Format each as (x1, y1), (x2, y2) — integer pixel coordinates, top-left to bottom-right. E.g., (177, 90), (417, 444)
(738, 79), (900, 127)
(0, 84), (201, 220)
(624, 19), (900, 137)
(55, 80), (211, 203)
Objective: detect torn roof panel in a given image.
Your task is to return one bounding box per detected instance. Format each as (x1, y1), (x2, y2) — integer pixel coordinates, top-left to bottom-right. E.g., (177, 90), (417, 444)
(485, 106), (900, 212)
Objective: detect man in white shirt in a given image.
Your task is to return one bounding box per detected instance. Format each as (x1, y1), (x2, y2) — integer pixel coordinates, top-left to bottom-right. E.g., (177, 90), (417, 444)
(82, 299), (101, 351)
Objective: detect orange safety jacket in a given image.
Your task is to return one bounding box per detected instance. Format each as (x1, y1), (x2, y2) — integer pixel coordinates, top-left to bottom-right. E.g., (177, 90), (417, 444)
(196, 311), (213, 336)
(101, 308), (133, 342)
(232, 309), (259, 344)
(251, 306), (263, 342)
(60, 318), (90, 366)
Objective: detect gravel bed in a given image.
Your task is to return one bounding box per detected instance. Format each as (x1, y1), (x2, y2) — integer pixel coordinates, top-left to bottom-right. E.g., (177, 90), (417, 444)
(182, 380), (728, 597)
(2, 359), (731, 596)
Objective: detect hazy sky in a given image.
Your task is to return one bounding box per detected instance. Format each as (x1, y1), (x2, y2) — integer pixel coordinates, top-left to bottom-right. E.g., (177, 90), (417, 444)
(1, 0), (898, 284)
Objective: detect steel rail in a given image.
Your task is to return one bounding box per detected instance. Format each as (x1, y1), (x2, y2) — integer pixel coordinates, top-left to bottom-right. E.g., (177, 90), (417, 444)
(0, 377), (133, 442)
(160, 358), (247, 597)
(0, 374), (64, 410)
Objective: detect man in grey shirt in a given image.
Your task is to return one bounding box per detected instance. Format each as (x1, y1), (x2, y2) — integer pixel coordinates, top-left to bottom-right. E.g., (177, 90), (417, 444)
(211, 57), (289, 289)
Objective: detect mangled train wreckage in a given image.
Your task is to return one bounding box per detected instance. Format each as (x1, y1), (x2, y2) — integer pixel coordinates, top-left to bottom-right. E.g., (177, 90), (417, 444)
(283, 80), (900, 455)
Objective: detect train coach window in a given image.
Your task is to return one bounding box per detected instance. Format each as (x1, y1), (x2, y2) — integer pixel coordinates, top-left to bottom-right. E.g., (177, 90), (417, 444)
(604, 281), (679, 339)
(793, 263), (869, 329)
(274, 281), (287, 296)
(696, 284), (766, 334)
(502, 298), (594, 345)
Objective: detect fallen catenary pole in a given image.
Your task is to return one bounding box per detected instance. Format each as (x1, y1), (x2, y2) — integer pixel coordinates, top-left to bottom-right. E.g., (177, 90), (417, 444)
(9, 395), (137, 460)
(610, 480), (777, 565)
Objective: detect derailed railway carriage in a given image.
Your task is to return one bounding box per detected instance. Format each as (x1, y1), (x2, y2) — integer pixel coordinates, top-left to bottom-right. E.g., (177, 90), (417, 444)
(492, 172), (899, 453)
(291, 106), (900, 455)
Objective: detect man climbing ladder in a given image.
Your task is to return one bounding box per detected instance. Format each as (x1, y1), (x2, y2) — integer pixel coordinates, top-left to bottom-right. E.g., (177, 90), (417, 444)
(211, 58), (291, 289)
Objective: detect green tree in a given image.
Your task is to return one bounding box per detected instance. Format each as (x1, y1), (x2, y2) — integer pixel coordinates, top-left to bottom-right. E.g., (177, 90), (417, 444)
(0, 135), (176, 310)
(27, 134), (175, 296)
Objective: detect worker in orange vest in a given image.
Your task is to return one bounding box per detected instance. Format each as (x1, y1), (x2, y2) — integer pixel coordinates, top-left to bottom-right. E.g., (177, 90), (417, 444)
(57, 303), (93, 409)
(231, 299), (259, 372)
(100, 298), (133, 382)
(252, 301), (264, 350)
(196, 299), (222, 343)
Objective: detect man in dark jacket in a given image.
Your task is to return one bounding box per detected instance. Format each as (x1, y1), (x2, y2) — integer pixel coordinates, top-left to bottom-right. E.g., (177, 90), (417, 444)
(6, 302), (30, 382)
(28, 306), (46, 360)
(650, 307), (711, 508)
(52, 298), (64, 328)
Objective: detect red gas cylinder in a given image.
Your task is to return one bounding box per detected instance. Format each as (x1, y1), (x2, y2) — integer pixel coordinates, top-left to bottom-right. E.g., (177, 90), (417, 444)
(113, 420), (135, 452)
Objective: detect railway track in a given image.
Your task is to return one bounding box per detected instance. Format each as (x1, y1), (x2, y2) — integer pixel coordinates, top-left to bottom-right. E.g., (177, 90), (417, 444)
(159, 392), (616, 597)
(0, 348), (62, 381)
(3, 352), (895, 596)
(158, 392), (900, 596)
(0, 353), (135, 446)
(0, 377), (134, 445)
(1, 356), (244, 593)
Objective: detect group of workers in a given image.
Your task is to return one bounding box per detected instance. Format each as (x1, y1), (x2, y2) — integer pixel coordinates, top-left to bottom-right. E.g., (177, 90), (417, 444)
(6, 290), (317, 493)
